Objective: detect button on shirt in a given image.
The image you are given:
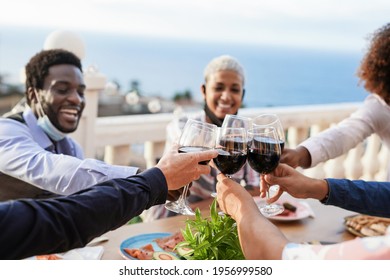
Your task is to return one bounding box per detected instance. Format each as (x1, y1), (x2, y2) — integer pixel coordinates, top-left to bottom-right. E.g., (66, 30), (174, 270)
(0, 108), (138, 196)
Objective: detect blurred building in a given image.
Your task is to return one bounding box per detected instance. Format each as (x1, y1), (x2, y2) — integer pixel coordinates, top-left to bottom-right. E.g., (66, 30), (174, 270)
(97, 82), (177, 117)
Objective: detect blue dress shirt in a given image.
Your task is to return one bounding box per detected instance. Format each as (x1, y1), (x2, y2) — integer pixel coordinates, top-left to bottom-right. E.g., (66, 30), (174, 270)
(0, 108), (138, 197)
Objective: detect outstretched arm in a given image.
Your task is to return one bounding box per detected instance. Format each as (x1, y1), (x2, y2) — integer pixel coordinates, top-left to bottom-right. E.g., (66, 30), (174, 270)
(216, 174), (288, 259)
(0, 146), (218, 259)
(0, 168), (167, 260)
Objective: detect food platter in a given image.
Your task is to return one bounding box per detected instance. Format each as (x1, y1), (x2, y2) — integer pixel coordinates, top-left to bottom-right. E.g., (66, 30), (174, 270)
(120, 232), (185, 260)
(120, 232), (172, 260)
(344, 214), (390, 237)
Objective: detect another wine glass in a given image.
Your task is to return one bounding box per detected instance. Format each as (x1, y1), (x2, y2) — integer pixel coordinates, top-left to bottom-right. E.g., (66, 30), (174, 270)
(253, 114), (285, 150)
(165, 119), (217, 215)
(222, 114), (253, 131)
(211, 115), (251, 198)
(247, 127), (284, 217)
(213, 127), (247, 177)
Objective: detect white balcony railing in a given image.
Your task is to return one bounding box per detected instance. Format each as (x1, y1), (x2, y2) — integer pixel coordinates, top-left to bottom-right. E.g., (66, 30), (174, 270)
(71, 78), (388, 182)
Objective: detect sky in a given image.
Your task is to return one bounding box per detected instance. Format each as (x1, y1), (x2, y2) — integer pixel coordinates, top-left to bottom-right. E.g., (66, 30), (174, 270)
(1, 0), (390, 102)
(1, 0), (390, 52)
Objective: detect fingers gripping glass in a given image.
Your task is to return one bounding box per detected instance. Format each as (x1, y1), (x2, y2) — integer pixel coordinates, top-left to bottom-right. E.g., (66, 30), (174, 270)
(165, 119), (217, 215)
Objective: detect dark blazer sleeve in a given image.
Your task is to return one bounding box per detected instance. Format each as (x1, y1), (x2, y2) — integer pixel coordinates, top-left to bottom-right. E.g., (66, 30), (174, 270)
(0, 167), (168, 259)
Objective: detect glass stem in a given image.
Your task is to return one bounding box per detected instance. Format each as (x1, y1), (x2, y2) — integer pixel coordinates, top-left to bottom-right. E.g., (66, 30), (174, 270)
(178, 183), (190, 204)
(265, 179), (272, 205)
(266, 189), (271, 205)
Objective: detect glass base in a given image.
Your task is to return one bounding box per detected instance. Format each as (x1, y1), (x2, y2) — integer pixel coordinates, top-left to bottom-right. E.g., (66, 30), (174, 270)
(165, 201), (195, 215)
(259, 204), (284, 217)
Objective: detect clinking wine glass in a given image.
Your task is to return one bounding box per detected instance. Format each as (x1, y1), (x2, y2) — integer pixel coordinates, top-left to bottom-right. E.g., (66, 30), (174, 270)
(165, 119), (217, 215)
(253, 114), (285, 151)
(247, 127), (284, 217)
(211, 114), (252, 197)
(212, 127), (248, 197)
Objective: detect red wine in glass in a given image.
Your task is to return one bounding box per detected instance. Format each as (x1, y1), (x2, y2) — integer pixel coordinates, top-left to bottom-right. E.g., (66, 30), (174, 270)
(247, 139), (280, 174)
(165, 119), (217, 215)
(179, 146), (211, 165)
(214, 149), (247, 176)
(247, 128), (284, 217)
(278, 140), (285, 151)
(211, 127), (247, 198)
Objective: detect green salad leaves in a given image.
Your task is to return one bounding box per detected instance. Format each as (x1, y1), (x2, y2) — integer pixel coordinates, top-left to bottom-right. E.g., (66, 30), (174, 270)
(176, 199), (245, 260)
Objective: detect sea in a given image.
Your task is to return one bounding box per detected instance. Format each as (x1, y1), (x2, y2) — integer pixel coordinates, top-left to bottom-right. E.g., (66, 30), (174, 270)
(0, 26), (368, 108)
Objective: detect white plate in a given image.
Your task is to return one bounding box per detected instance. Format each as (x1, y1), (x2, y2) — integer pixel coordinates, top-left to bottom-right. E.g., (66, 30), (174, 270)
(26, 246), (104, 260)
(254, 197), (311, 222)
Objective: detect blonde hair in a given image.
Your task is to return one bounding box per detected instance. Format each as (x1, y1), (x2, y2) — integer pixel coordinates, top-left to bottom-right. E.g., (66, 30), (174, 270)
(203, 55), (245, 86)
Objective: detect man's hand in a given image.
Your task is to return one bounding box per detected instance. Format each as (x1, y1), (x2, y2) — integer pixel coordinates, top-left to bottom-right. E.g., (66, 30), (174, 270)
(216, 173), (255, 221)
(156, 143), (218, 191)
(262, 163), (329, 203)
(280, 146), (311, 168)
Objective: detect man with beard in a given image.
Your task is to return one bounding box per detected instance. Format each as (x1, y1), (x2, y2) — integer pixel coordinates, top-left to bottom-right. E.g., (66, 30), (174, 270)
(0, 49), (138, 200)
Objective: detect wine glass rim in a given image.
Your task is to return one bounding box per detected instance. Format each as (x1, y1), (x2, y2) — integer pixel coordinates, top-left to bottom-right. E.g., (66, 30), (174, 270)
(255, 113), (278, 118)
(222, 114), (252, 127)
(185, 119), (217, 130)
(247, 127), (277, 135)
(224, 114), (252, 120)
(253, 114), (280, 126)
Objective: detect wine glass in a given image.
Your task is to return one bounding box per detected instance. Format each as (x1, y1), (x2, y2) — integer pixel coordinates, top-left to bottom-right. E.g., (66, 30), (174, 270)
(165, 119), (217, 215)
(247, 127), (284, 217)
(211, 115), (251, 198)
(212, 127), (247, 190)
(222, 114), (253, 131)
(253, 114), (285, 150)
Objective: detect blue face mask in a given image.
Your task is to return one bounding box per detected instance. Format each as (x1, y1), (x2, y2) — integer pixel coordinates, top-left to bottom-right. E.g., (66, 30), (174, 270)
(37, 114), (67, 141)
(34, 89), (67, 141)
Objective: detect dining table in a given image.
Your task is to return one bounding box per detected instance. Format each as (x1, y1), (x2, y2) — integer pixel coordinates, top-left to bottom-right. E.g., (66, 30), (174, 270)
(100, 195), (357, 260)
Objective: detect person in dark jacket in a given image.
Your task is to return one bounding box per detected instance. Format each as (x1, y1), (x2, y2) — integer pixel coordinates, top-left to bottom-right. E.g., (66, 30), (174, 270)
(0, 144), (217, 259)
